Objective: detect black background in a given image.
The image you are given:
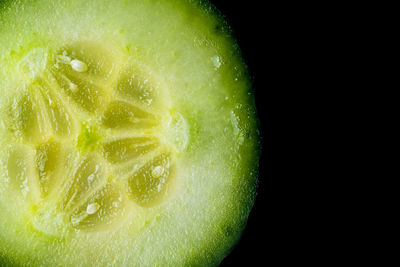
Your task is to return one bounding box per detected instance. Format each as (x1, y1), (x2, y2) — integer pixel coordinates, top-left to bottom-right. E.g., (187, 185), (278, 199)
(208, 1), (266, 266)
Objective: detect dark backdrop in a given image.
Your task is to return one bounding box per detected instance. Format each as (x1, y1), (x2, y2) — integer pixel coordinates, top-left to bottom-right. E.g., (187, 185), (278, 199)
(208, 1), (266, 266)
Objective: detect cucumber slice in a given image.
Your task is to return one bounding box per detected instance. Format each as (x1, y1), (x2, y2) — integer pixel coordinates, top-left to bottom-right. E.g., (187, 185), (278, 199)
(0, 0), (259, 266)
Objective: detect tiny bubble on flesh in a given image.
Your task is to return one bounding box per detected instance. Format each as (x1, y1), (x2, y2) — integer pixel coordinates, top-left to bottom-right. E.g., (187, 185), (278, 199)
(212, 56), (221, 69)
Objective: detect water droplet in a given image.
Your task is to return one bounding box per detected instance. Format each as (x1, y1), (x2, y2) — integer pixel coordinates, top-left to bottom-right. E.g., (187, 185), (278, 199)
(212, 56), (221, 69)
(70, 59), (88, 72)
(86, 202), (100, 215)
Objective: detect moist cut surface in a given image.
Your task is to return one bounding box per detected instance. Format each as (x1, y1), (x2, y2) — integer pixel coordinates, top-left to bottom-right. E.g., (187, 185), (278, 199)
(0, 0), (259, 266)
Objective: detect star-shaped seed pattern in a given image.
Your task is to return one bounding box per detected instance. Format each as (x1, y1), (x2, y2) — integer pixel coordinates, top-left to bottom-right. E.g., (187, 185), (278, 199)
(3, 42), (176, 233)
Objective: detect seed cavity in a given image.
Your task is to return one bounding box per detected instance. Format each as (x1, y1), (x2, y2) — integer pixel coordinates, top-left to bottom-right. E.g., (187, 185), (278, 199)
(5, 42), (177, 234)
(70, 59), (88, 72)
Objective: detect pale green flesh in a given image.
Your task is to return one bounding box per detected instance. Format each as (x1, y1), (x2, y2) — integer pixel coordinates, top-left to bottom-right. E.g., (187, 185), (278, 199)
(0, 0), (259, 266)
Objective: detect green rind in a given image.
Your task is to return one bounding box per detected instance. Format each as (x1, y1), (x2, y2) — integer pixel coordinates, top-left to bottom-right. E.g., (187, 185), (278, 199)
(0, 0), (259, 266)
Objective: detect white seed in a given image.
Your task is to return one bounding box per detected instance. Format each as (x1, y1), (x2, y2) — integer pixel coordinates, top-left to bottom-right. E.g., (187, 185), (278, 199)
(151, 165), (164, 178)
(70, 59), (88, 72)
(86, 202), (100, 215)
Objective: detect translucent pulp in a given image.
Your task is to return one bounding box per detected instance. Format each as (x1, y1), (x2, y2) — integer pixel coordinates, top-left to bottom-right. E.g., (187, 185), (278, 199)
(1, 42), (187, 234)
